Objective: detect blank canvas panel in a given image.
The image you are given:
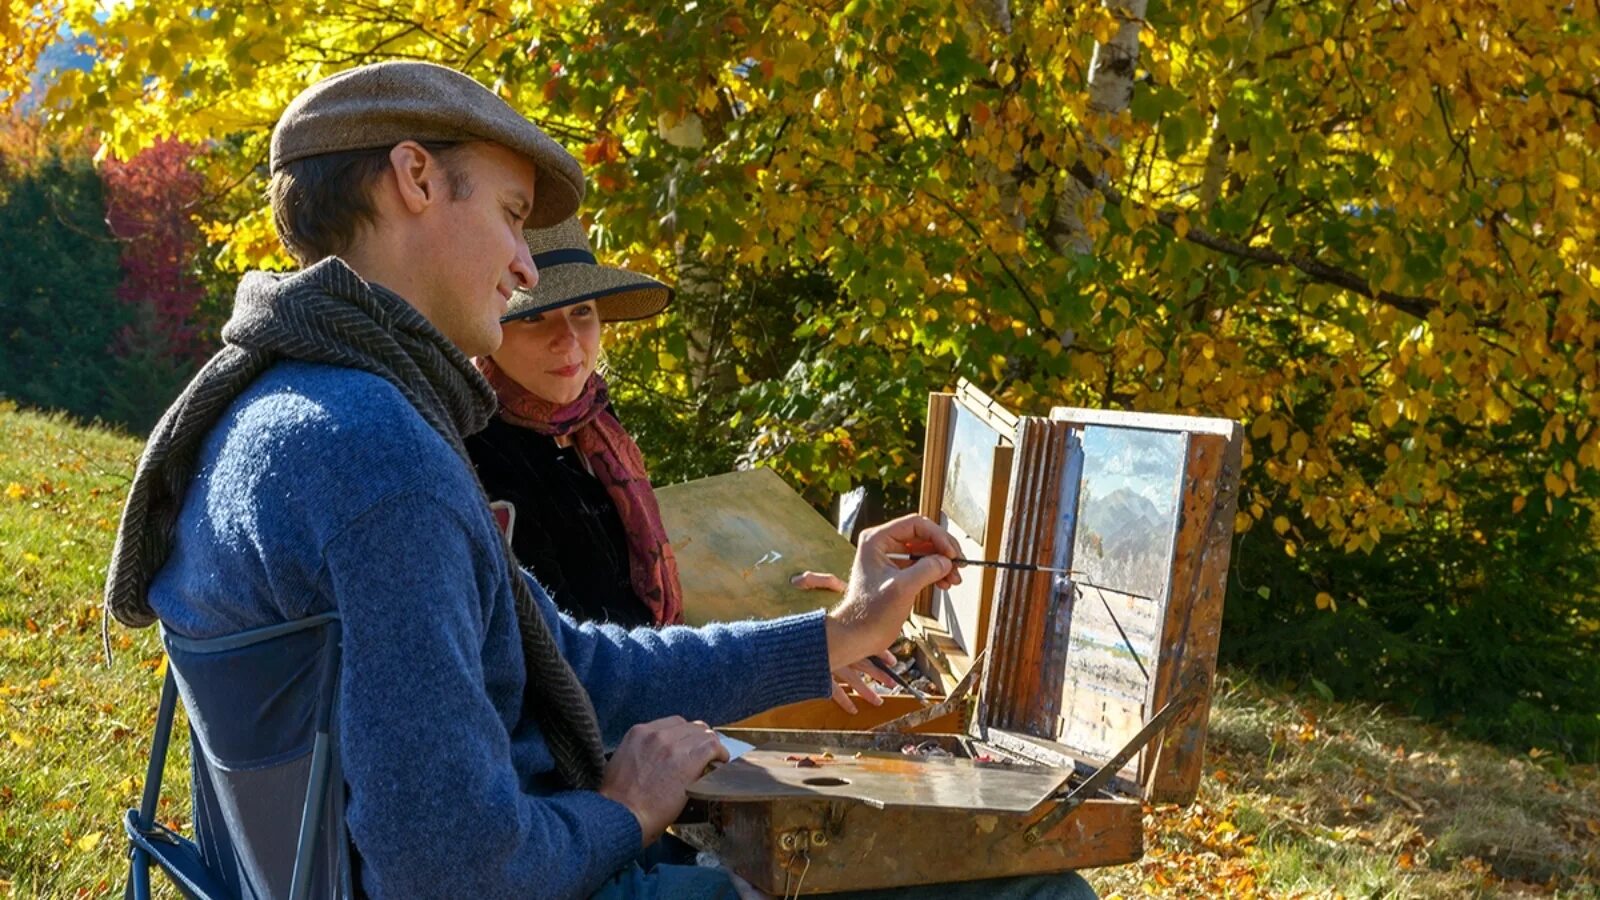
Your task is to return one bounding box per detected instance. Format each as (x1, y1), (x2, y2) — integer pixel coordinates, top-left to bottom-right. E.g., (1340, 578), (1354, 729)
(931, 515), (987, 654)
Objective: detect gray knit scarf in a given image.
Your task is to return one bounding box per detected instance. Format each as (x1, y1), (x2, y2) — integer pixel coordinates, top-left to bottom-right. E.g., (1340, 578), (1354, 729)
(103, 257), (607, 791)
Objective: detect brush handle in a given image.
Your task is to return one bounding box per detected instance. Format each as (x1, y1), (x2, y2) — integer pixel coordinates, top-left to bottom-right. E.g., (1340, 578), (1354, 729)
(866, 654), (928, 702)
(886, 553), (1070, 575)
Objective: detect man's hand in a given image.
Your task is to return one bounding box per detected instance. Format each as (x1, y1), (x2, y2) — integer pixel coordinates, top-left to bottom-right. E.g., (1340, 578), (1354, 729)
(792, 570), (897, 713)
(827, 650), (901, 714)
(824, 514), (961, 672)
(598, 716), (728, 846)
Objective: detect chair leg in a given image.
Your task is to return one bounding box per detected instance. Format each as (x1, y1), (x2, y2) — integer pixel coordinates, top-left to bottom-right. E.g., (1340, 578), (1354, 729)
(127, 847), (150, 900)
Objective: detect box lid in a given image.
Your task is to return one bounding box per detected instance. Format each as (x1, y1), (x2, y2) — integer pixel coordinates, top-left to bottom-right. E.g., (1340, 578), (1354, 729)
(914, 381), (1018, 674)
(973, 409), (1242, 804)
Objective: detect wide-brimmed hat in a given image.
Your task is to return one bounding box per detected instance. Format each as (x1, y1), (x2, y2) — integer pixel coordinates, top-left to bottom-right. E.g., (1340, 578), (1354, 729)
(271, 61), (584, 228)
(504, 218), (673, 323)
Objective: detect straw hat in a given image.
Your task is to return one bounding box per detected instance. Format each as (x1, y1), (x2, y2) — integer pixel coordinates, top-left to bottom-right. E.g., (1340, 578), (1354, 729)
(504, 218), (673, 323)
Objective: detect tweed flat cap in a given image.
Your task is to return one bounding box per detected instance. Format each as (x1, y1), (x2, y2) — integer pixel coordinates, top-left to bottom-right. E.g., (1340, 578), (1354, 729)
(505, 218), (672, 323)
(271, 61), (584, 228)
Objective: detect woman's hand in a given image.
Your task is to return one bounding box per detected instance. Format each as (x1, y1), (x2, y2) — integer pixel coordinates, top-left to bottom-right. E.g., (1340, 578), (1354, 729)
(791, 570), (848, 593)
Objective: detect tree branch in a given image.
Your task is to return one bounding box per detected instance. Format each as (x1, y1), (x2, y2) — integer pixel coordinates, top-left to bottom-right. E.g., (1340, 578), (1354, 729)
(1068, 161), (1442, 321)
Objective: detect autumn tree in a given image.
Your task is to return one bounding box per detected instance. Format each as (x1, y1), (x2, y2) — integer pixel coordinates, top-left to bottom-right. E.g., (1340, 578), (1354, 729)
(0, 151), (126, 422)
(45, 0), (1600, 754)
(98, 138), (216, 430)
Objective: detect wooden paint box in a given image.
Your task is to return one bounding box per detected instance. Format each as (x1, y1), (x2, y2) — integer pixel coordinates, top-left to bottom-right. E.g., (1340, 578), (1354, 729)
(679, 406), (1243, 894)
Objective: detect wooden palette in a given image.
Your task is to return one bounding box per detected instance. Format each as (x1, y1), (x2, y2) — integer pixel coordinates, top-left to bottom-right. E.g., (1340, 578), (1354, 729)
(689, 744), (1073, 813)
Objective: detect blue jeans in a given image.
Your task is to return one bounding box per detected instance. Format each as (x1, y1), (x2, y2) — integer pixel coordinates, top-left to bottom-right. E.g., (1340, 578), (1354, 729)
(589, 861), (1098, 899)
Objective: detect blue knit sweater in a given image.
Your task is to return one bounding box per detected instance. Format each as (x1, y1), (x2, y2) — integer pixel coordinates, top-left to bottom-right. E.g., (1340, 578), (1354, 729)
(147, 360), (834, 899)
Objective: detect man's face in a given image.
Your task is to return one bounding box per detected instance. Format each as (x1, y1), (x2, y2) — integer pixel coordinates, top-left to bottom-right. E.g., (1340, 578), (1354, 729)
(415, 142), (540, 357)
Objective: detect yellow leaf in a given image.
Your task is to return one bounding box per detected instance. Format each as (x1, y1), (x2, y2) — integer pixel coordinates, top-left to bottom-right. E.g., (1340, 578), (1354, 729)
(9, 731), (34, 749)
(4, 482), (25, 500)
(1315, 592), (1336, 611)
(1512, 495), (1527, 514)
(75, 831), (103, 852)
(1273, 516), (1290, 535)
(1173, 214), (1190, 240)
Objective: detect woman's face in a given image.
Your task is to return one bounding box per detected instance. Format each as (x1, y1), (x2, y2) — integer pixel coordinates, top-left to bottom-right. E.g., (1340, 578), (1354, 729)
(492, 301), (602, 405)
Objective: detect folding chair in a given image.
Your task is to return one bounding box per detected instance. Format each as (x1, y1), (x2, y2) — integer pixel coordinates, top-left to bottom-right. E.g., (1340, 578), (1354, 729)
(123, 613), (353, 900)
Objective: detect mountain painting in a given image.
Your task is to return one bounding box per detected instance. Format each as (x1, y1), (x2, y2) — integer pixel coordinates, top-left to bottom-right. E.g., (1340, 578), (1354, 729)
(1068, 425), (1186, 604)
(1057, 425), (1188, 763)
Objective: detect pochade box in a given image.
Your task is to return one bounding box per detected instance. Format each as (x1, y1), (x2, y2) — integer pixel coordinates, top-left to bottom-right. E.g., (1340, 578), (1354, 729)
(676, 404), (1244, 894)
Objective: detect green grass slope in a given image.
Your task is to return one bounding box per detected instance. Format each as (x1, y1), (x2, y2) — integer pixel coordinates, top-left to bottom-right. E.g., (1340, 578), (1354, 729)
(0, 404), (1595, 898)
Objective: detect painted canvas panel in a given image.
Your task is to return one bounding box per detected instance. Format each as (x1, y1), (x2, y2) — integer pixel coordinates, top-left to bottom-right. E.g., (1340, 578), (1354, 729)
(1058, 426), (1187, 764)
(1069, 426), (1186, 604)
(940, 404), (1001, 541)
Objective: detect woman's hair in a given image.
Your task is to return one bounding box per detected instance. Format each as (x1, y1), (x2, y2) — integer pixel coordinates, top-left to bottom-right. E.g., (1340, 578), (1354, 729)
(269, 141), (474, 265)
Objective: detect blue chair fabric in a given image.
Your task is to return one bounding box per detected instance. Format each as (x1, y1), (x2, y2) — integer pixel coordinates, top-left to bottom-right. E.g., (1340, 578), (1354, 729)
(123, 614), (351, 900)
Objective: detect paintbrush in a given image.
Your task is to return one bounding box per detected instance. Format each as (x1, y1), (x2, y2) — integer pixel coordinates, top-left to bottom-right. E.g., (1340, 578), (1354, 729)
(886, 553), (1074, 575)
(865, 655), (929, 704)
(889, 554), (1158, 602)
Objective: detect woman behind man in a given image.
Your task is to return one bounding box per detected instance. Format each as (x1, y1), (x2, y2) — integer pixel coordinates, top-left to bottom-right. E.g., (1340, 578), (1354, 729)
(466, 217), (677, 629)
(466, 218), (893, 710)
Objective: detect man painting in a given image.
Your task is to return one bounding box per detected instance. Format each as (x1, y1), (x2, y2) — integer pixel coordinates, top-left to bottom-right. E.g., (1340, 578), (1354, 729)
(105, 61), (1096, 900)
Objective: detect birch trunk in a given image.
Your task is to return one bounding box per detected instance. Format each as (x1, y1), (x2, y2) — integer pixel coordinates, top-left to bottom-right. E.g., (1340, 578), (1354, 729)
(1045, 0), (1150, 257)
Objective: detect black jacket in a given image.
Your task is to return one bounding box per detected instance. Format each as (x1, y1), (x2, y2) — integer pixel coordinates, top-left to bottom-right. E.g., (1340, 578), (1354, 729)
(465, 414), (654, 629)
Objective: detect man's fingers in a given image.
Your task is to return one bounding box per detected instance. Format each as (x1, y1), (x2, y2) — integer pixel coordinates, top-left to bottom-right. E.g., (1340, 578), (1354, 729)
(868, 650), (899, 686)
(874, 514), (961, 559)
(837, 666), (884, 705)
(892, 554), (953, 594)
(829, 681), (859, 714)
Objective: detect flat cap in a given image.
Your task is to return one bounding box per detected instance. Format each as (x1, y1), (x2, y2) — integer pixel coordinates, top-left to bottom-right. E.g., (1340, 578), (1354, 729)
(271, 61), (584, 228)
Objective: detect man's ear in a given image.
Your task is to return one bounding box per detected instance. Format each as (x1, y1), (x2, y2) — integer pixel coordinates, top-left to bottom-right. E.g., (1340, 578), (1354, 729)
(388, 141), (440, 214)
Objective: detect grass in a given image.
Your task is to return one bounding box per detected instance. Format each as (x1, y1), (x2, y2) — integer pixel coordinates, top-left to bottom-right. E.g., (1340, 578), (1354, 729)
(1, 403), (1597, 898)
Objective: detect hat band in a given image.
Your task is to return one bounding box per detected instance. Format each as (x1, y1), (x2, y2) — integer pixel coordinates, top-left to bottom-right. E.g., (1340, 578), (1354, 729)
(532, 247), (598, 269)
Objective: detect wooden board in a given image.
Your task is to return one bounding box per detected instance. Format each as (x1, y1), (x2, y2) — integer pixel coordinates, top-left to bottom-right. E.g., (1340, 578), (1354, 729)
(677, 783), (1141, 895)
(655, 468), (856, 626)
(1143, 428), (1242, 802)
(677, 727), (1144, 894)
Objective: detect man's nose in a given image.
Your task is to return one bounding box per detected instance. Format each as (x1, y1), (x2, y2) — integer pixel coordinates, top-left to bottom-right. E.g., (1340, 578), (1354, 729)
(511, 244), (538, 291)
